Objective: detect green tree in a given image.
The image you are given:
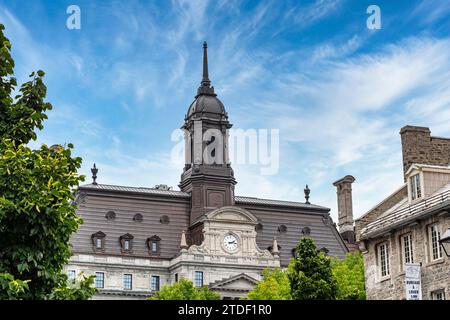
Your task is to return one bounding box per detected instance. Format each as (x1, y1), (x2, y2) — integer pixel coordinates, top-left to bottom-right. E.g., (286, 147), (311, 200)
(148, 277), (220, 300)
(245, 268), (291, 300)
(287, 237), (338, 300)
(0, 23), (96, 299)
(331, 251), (366, 300)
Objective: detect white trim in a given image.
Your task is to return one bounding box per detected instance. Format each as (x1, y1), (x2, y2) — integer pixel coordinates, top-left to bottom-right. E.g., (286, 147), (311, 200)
(428, 223), (443, 262)
(377, 241), (391, 280)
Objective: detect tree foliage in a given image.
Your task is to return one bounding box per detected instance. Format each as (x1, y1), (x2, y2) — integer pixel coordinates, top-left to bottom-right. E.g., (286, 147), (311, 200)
(287, 237), (338, 300)
(245, 268), (291, 300)
(148, 277), (220, 300)
(331, 251), (366, 300)
(0, 23), (95, 299)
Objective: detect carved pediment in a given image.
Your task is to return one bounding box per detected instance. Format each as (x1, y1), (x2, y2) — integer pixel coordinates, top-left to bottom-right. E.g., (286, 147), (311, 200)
(205, 206), (258, 223)
(209, 273), (258, 292)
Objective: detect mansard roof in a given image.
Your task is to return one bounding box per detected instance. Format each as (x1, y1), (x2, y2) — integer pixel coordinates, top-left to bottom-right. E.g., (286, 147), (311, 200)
(74, 183), (347, 263)
(78, 183), (329, 211)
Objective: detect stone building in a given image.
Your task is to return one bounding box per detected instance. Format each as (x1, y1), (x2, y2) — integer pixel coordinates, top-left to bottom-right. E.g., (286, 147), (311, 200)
(355, 125), (450, 300)
(65, 43), (348, 300)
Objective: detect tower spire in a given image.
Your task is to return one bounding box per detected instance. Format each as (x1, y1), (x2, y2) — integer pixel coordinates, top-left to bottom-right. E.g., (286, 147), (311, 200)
(196, 41), (215, 97)
(201, 41), (210, 87)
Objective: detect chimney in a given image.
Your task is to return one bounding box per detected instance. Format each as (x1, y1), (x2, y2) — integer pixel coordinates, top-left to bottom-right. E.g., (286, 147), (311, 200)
(333, 175), (356, 244)
(400, 126), (432, 181)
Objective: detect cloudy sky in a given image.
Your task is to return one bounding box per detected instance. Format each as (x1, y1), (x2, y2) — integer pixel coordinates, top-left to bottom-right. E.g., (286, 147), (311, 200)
(1, 0), (450, 223)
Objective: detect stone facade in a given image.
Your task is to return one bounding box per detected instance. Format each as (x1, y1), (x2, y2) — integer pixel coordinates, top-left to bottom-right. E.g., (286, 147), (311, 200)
(362, 214), (450, 300)
(66, 205), (279, 299)
(357, 125), (450, 300)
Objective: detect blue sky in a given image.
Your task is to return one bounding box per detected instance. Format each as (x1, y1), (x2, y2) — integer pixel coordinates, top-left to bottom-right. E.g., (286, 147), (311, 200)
(1, 0), (450, 223)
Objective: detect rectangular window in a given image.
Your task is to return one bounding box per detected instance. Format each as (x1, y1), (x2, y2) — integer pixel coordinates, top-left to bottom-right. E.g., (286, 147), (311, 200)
(123, 274), (132, 290)
(175, 273), (178, 283)
(194, 271), (203, 288)
(151, 241), (157, 253)
(95, 272), (104, 289)
(96, 238), (102, 249)
(401, 234), (414, 265)
(67, 270), (76, 281)
(429, 224), (442, 261)
(151, 276), (160, 291)
(377, 242), (390, 278)
(431, 290), (445, 300)
(410, 174), (422, 200)
(124, 240), (130, 251)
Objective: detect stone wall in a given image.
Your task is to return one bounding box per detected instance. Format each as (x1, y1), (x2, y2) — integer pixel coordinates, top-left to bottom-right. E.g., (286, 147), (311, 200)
(363, 212), (450, 300)
(400, 126), (450, 180)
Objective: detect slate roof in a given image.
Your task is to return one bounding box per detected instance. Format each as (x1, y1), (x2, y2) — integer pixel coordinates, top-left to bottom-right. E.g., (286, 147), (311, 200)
(360, 182), (450, 239)
(79, 183), (329, 210)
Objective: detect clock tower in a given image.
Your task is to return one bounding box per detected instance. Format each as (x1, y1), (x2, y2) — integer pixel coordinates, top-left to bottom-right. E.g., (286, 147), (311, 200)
(180, 42), (237, 236)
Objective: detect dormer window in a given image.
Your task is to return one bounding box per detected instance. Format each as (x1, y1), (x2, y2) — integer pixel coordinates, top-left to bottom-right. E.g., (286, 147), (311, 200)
(91, 231), (106, 251)
(146, 235), (161, 256)
(410, 173), (422, 200)
(119, 233), (134, 253)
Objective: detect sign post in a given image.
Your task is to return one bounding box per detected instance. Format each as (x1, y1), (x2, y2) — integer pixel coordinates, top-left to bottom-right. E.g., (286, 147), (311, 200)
(405, 263), (422, 300)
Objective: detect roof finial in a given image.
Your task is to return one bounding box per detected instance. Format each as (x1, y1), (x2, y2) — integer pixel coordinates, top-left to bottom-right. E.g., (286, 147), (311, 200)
(91, 163), (98, 185)
(196, 42), (215, 97)
(180, 230), (188, 250)
(304, 184), (310, 204)
(272, 237), (279, 256)
(201, 41), (211, 87)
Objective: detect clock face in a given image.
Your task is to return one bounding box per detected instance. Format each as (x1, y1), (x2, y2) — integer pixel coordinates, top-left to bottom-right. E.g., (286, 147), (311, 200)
(223, 234), (238, 251)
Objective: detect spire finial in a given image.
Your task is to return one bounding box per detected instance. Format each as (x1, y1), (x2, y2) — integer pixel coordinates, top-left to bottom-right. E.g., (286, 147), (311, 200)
(196, 42), (215, 97)
(201, 41), (210, 87)
(91, 163), (98, 185)
(304, 184), (310, 204)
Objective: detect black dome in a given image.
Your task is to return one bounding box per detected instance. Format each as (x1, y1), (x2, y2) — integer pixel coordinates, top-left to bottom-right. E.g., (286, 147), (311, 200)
(187, 94), (226, 117)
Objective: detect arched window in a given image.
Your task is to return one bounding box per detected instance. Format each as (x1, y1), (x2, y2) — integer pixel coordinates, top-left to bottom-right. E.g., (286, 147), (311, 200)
(119, 233), (134, 253)
(146, 235), (161, 256)
(91, 231), (106, 251)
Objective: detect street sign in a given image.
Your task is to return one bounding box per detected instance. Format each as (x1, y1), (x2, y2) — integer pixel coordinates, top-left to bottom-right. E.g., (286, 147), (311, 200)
(405, 263), (422, 300)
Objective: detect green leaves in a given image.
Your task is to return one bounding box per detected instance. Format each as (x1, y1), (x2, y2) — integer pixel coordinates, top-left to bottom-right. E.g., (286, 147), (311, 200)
(246, 268), (292, 300)
(0, 273), (30, 300)
(0, 24), (90, 300)
(287, 237), (338, 300)
(148, 277), (220, 300)
(331, 252), (366, 300)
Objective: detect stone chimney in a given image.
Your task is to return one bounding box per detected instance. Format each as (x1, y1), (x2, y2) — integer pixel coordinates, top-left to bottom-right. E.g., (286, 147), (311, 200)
(333, 175), (356, 245)
(400, 125), (450, 181)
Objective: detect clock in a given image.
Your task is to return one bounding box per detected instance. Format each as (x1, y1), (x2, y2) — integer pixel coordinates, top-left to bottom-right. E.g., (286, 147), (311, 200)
(223, 234), (238, 252)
